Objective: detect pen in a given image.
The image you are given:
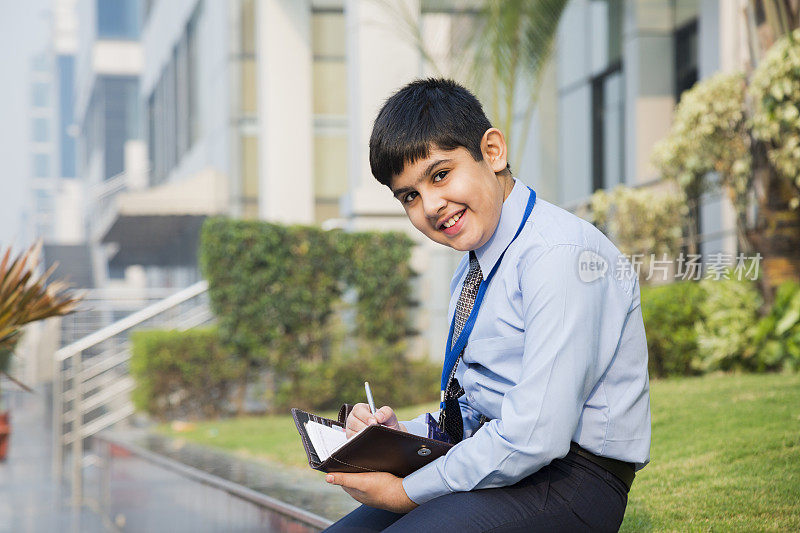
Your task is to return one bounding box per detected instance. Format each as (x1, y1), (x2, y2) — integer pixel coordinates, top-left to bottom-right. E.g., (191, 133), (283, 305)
(364, 381), (376, 415)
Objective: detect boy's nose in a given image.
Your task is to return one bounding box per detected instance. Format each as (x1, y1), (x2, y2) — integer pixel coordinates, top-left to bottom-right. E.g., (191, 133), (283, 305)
(422, 192), (447, 220)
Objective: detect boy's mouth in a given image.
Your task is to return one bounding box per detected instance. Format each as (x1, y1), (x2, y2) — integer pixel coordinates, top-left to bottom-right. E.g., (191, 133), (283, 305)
(440, 209), (466, 235)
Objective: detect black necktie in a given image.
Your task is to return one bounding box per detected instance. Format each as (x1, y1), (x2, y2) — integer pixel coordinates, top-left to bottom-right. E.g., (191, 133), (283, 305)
(439, 251), (483, 443)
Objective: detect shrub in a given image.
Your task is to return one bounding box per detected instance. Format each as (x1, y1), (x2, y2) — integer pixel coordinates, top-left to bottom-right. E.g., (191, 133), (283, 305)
(641, 281), (705, 377)
(273, 343), (440, 412)
(695, 278), (763, 372)
(750, 28), (800, 193)
(130, 327), (245, 420)
(752, 281), (800, 371)
(588, 185), (686, 273)
(200, 218), (420, 412)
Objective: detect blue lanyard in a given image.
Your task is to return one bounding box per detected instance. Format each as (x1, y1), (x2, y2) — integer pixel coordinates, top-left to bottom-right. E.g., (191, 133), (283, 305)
(440, 187), (536, 408)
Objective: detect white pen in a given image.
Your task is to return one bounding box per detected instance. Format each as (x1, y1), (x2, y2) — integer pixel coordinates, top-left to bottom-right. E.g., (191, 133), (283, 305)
(364, 381), (376, 416)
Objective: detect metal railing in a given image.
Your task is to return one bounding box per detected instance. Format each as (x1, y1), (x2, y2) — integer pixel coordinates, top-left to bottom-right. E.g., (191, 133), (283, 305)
(53, 280), (214, 506)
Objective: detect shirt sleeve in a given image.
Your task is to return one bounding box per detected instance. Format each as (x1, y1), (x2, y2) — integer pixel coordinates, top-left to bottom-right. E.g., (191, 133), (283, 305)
(402, 245), (632, 504)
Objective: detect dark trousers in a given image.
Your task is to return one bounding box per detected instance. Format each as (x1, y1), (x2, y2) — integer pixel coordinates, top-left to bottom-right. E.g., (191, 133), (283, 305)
(323, 450), (629, 533)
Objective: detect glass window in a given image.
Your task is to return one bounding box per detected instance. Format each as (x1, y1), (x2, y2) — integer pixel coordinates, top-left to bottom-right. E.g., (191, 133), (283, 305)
(242, 134), (259, 198)
(242, 134), (259, 219)
(591, 66), (624, 191)
(313, 62), (347, 115)
(187, 3), (201, 144)
(312, 10), (346, 116)
(58, 55), (76, 178)
(102, 77), (140, 180)
(32, 82), (49, 107)
(314, 135), (348, 199)
(242, 58), (258, 114)
(34, 154), (50, 178)
(312, 12), (345, 58)
(33, 118), (50, 143)
(241, 0), (256, 56)
(590, 0), (623, 75)
(675, 20), (698, 99)
(97, 0), (141, 40)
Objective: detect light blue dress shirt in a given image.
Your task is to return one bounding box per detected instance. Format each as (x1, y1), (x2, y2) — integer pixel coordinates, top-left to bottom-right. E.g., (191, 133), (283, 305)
(400, 178), (652, 505)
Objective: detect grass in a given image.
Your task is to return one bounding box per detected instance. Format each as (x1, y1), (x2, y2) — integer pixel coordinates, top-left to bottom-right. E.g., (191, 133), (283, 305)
(621, 372), (800, 532)
(160, 372), (800, 531)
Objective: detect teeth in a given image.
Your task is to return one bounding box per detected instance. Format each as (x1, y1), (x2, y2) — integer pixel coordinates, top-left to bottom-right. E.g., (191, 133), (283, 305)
(443, 211), (463, 229)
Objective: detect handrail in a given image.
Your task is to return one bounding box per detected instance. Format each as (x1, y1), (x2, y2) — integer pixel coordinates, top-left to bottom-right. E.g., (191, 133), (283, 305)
(53, 280), (214, 508)
(56, 280), (208, 362)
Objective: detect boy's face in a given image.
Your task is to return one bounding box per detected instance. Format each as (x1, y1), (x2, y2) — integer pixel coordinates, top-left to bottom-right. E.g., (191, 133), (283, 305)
(390, 130), (512, 252)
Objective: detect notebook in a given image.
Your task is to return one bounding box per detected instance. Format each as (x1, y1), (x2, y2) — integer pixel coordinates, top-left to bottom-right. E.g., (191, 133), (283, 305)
(291, 404), (454, 478)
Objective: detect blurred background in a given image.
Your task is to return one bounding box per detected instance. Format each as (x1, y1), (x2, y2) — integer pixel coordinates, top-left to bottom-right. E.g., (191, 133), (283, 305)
(2, 1), (799, 532)
(2, 0), (773, 378)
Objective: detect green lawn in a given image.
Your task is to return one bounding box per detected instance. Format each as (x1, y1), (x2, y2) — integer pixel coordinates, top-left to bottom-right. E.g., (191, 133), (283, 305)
(160, 372), (800, 531)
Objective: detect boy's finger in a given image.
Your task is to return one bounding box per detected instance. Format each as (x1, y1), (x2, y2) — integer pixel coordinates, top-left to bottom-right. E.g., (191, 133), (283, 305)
(351, 403), (375, 423)
(326, 472), (362, 490)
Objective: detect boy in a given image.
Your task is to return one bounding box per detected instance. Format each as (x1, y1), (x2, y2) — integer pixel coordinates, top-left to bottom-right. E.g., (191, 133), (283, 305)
(324, 78), (651, 532)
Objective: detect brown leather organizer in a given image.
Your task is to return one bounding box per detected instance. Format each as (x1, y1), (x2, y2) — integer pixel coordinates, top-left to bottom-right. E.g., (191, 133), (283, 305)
(291, 405), (453, 478)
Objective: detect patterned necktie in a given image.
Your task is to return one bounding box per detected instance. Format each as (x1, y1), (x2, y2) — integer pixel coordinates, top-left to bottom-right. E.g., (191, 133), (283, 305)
(439, 251), (483, 443)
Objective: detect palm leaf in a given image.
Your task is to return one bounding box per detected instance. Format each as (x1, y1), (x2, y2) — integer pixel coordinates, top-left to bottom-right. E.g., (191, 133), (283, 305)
(0, 240), (84, 363)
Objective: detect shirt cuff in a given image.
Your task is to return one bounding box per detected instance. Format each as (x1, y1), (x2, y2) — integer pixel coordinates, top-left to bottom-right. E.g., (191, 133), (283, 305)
(400, 418), (429, 438)
(401, 458), (454, 504)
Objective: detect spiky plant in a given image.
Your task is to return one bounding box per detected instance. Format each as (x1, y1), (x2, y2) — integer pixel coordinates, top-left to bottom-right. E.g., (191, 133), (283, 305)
(0, 240), (83, 390)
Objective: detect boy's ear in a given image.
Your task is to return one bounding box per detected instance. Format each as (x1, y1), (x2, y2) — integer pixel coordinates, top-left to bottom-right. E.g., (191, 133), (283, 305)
(481, 128), (508, 174)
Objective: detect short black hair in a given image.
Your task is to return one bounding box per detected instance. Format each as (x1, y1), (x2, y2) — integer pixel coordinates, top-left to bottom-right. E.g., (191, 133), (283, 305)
(369, 78), (509, 188)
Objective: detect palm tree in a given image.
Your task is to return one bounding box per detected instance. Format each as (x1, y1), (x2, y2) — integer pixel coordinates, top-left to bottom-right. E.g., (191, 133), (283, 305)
(375, 0), (568, 172)
(0, 240), (83, 392)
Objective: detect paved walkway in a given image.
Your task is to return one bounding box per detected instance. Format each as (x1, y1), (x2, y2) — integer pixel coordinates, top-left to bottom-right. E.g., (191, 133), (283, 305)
(0, 388), (108, 533)
(0, 386), (356, 532)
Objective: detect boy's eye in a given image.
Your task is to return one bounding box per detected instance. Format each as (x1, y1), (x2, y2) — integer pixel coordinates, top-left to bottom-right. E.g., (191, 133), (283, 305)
(403, 191), (418, 204)
(433, 170), (448, 182)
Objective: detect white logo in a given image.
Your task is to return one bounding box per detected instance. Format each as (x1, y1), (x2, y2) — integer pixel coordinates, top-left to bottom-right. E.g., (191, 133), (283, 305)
(578, 250), (608, 283)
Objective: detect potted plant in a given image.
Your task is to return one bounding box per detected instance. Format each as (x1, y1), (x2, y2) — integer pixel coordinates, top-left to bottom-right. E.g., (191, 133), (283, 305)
(0, 240), (82, 461)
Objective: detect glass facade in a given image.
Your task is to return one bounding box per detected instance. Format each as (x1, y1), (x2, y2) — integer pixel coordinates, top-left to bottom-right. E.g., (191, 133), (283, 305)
(146, 3), (202, 185)
(590, 0), (624, 191)
(97, 0), (141, 40)
(83, 76), (140, 181)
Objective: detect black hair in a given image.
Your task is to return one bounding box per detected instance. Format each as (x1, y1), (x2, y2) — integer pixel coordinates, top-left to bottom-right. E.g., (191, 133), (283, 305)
(369, 78), (510, 188)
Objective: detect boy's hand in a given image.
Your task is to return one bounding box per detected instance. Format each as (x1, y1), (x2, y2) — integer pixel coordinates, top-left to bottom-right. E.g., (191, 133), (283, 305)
(345, 403), (408, 439)
(326, 471), (418, 513)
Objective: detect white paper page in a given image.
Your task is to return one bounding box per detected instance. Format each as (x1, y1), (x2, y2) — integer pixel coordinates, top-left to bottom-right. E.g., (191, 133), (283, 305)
(305, 420), (348, 461)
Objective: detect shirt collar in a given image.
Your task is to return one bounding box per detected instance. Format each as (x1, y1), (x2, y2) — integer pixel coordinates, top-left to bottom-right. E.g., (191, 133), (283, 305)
(474, 178), (528, 275)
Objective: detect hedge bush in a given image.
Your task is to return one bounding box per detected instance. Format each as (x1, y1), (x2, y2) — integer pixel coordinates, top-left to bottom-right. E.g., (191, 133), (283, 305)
(200, 218), (421, 412)
(274, 344), (440, 412)
(752, 281), (800, 371)
(640, 277), (799, 376)
(695, 277), (764, 373)
(640, 281), (705, 377)
(130, 327), (245, 420)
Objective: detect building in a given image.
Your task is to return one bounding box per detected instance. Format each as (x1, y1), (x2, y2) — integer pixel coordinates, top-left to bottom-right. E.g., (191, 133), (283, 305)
(86, 0), (746, 363)
(532, 0), (741, 258)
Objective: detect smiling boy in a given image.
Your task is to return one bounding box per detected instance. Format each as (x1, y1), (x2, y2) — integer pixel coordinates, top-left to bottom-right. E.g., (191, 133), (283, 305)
(324, 78), (651, 532)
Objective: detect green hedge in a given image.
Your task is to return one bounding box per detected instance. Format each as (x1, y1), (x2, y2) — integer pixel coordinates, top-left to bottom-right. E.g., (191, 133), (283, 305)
(642, 278), (800, 377)
(641, 281), (705, 378)
(130, 327), (245, 420)
(695, 277), (763, 372)
(752, 281), (800, 371)
(199, 218), (432, 412)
